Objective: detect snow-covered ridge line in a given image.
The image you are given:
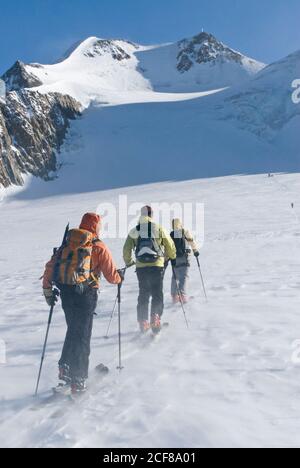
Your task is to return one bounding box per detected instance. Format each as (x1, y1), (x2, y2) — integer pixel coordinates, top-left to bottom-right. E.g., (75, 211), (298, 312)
(16, 31), (265, 107)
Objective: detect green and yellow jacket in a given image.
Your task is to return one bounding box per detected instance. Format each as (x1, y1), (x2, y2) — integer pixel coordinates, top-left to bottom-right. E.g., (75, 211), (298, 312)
(123, 216), (176, 269)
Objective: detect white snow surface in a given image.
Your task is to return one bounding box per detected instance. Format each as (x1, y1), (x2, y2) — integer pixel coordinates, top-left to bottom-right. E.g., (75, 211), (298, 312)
(1, 173), (300, 448)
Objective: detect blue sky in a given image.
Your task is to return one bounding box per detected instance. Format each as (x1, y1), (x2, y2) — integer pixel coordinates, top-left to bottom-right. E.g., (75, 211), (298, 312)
(1, 0), (300, 73)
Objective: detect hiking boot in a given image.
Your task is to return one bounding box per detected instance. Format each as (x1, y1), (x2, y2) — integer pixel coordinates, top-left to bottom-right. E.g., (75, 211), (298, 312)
(53, 383), (71, 396)
(71, 378), (87, 396)
(139, 320), (150, 334)
(58, 364), (71, 385)
(151, 314), (161, 334)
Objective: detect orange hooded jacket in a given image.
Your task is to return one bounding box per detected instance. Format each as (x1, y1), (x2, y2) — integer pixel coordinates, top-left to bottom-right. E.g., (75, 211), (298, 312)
(43, 213), (121, 289)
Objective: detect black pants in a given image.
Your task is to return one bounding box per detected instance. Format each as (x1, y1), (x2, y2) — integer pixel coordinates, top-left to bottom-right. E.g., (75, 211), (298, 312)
(136, 267), (164, 322)
(59, 285), (98, 380)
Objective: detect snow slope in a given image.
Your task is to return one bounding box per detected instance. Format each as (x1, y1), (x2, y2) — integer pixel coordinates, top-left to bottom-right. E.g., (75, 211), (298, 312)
(217, 49), (300, 141)
(12, 40), (296, 198)
(1, 173), (300, 448)
(15, 85), (300, 199)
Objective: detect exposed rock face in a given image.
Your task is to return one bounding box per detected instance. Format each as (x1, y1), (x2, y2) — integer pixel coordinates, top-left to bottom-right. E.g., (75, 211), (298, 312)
(84, 40), (131, 60)
(0, 89), (81, 187)
(0, 107), (23, 187)
(2, 61), (43, 91)
(177, 32), (245, 73)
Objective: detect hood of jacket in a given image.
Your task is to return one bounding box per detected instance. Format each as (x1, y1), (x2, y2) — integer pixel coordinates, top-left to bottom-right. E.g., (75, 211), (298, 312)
(80, 213), (101, 236)
(172, 218), (183, 231)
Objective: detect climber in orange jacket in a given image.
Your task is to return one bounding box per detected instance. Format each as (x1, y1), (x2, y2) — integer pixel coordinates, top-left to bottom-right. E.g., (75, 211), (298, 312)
(42, 212), (122, 395)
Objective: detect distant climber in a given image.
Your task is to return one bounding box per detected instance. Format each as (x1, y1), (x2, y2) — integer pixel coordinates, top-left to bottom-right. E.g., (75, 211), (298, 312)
(170, 219), (200, 304)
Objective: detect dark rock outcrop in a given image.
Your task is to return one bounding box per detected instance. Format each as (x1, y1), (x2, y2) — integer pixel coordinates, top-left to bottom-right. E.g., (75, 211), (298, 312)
(84, 40), (131, 60)
(0, 107), (23, 187)
(177, 32), (244, 73)
(2, 61), (43, 91)
(0, 90), (81, 187)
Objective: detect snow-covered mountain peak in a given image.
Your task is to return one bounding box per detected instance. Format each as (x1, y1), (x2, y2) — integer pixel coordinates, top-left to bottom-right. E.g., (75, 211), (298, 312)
(2, 60), (43, 91)
(136, 32), (265, 93)
(177, 31), (264, 73)
(62, 36), (139, 62)
(1, 32), (266, 107)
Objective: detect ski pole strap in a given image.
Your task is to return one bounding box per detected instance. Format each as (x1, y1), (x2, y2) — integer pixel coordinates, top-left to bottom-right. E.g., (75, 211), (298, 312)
(51, 288), (60, 307)
(117, 265), (128, 284)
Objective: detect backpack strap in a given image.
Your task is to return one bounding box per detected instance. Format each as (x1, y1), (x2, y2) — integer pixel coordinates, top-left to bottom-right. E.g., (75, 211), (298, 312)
(89, 237), (102, 281)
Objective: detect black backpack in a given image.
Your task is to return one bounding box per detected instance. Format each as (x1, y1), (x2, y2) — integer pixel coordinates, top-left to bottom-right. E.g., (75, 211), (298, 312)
(171, 229), (189, 258)
(135, 222), (163, 264)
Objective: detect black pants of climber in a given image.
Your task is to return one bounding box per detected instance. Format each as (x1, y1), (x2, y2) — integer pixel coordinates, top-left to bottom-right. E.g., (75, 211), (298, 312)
(59, 285), (98, 380)
(136, 267), (164, 322)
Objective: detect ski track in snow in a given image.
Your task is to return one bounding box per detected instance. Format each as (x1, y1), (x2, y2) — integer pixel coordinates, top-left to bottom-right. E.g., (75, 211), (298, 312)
(1, 173), (300, 448)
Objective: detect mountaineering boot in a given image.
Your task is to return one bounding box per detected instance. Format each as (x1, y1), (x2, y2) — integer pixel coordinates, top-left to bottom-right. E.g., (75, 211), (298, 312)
(58, 364), (71, 385)
(53, 364), (72, 395)
(151, 314), (161, 335)
(71, 378), (87, 396)
(139, 320), (150, 334)
(53, 383), (72, 396)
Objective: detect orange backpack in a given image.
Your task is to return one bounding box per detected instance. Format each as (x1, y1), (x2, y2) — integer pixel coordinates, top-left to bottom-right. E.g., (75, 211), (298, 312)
(55, 229), (95, 286)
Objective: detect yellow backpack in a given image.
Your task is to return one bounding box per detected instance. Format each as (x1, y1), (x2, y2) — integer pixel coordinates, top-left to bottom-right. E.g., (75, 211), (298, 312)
(55, 229), (95, 286)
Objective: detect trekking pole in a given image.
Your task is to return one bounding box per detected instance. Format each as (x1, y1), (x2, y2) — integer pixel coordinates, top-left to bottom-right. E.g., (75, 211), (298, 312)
(117, 283), (124, 371)
(34, 289), (59, 396)
(116, 267), (128, 371)
(104, 264), (133, 340)
(196, 256), (208, 301)
(172, 266), (189, 329)
(104, 295), (118, 339)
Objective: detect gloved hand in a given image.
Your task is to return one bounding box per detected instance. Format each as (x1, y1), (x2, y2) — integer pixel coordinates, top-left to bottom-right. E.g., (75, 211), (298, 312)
(117, 268), (126, 282)
(43, 288), (59, 307)
(171, 258), (177, 267)
(194, 251), (200, 258)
